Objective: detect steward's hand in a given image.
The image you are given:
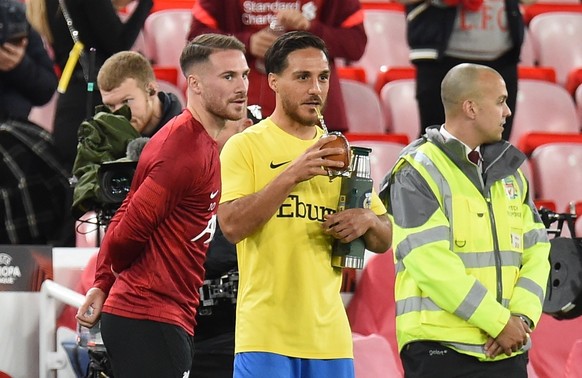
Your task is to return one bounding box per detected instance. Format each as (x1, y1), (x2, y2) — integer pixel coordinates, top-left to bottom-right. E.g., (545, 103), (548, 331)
(494, 315), (531, 356)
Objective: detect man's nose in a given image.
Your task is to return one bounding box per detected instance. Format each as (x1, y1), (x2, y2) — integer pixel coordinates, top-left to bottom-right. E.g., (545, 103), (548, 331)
(308, 78), (322, 94)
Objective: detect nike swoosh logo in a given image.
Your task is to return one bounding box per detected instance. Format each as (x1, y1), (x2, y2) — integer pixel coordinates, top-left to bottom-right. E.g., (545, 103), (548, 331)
(270, 161), (290, 169)
(210, 190), (219, 199)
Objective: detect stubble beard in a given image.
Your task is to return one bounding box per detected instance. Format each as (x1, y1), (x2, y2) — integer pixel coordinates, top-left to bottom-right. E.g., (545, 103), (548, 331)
(208, 100), (245, 122)
(282, 97), (318, 127)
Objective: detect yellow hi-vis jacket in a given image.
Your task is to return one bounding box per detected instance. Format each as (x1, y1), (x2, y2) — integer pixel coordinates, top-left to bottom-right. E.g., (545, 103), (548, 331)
(381, 130), (550, 361)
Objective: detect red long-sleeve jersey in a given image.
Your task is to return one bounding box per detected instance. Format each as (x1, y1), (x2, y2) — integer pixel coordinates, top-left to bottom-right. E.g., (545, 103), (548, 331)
(188, 0), (367, 132)
(93, 109), (221, 335)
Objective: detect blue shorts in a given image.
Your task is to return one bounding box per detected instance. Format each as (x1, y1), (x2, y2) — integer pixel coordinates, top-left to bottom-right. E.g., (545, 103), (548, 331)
(234, 352), (354, 378)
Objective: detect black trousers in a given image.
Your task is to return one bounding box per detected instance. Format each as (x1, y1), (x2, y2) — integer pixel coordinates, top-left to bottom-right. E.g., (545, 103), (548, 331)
(414, 55), (518, 142)
(401, 341), (528, 378)
(190, 352), (234, 378)
(101, 313), (193, 378)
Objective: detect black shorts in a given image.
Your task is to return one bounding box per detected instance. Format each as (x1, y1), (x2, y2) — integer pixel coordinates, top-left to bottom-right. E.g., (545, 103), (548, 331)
(101, 312), (193, 378)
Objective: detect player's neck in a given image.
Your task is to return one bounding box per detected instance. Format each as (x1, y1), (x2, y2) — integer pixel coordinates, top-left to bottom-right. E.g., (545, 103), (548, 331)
(187, 103), (225, 140)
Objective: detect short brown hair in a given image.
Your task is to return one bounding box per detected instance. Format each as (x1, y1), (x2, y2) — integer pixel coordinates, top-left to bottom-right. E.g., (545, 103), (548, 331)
(97, 51), (155, 92)
(180, 33), (245, 77)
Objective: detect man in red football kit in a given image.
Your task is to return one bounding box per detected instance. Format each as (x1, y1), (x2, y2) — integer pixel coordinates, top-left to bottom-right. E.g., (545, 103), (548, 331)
(188, 0), (367, 132)
(76, 34), (249, 378)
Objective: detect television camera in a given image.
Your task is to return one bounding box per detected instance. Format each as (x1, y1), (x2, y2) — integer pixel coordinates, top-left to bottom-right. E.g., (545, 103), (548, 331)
(88, 136), (148, 228)
(95, 160), (137, 226)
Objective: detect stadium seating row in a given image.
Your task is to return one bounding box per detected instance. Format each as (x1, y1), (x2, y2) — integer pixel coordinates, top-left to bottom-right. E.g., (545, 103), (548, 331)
(341, 77), (582, 150)
(30, 7), (582, 136)
(343, 130), (582, 231)
(121, 7), (582, 97)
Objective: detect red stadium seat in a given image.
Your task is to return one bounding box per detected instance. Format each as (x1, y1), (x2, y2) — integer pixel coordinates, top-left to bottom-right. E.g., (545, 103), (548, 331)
(517, 132), (582, 156)
(565, 339), (582, 378)
(153, 66), (179, 86)
(510, 80), (580, 148)
(566, 67), (582, 96)
(151, 0), (196, 13)
(522, 3), (582, 25)
(374, 66), (416, 95)
(529, 12), (582, 86)
(340, 79), (386, 134)
(336, 66), (367, 83)
(520, 27), (537, 66)
(143, 9), (192, 91)
(530, 314), (582, 378)
(347, 251), (403, 375)
(379, 79), (420, 142)
(577, 85), (582, 126)
(356, 10), (412, 86)
(345, 132), (409, 146)
(360, 1), (405, 12)
(518, 66), (556, 83)
(352, 332), (403, 378)
(530, 143), (582, 213)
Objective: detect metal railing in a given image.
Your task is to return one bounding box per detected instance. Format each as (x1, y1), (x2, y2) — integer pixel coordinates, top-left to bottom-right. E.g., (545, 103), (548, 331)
(39, 279), (84, 378)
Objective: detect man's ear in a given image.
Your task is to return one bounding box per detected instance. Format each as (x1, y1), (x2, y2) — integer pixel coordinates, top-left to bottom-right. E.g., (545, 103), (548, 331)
(145, 80), (159, 96)
(268, 73), (278, 93)
(463, 99), (477, 120)
(188, 74), (202, 94)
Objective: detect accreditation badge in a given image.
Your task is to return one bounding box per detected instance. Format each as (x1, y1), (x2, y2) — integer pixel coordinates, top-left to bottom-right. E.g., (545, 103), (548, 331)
(510, 229), (523, 249)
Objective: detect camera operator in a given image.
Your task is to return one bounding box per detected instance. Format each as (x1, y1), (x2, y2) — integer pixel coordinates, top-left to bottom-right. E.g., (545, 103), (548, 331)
(0, 0), (57, 122)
